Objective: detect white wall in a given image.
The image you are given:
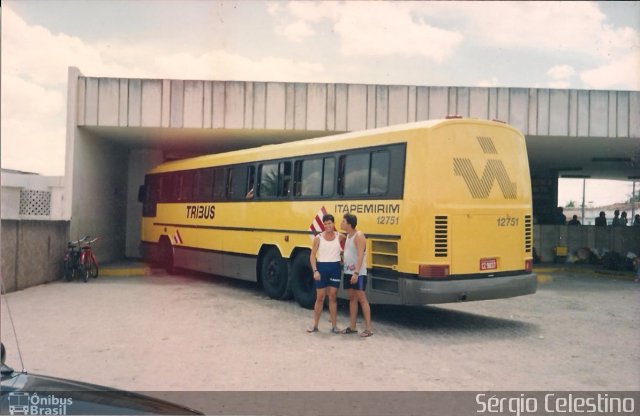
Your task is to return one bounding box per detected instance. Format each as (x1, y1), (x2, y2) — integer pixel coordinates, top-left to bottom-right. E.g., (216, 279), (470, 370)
(70, 128), (129, 263)
(1, 172), (64, 221)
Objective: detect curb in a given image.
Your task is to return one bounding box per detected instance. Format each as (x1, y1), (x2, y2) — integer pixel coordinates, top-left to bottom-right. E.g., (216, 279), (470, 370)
(533, 266), (636, 282)
(99, 266), (152, 277)
(536, 273), (553, 284)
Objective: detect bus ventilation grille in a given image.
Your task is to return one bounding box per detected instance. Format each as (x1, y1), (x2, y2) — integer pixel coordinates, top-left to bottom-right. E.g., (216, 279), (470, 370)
(371, 240), (398, 269)
(524, 215), (532, 253)
(434, 216), (449, 258)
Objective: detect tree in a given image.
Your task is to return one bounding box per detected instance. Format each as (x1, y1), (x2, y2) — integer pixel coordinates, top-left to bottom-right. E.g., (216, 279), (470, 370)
(565, 200), (576, 208)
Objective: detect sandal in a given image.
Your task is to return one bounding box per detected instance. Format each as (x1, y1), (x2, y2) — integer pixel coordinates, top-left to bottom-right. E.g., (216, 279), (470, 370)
(306, 326), (318, 333)
(359, 329), (373, 337)
(331, 327), (342, 334)
(341, 327), (358, 334)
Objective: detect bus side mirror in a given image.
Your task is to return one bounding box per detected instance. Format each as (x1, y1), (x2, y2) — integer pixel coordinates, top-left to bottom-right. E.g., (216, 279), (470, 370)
(138, 185), (146, 203)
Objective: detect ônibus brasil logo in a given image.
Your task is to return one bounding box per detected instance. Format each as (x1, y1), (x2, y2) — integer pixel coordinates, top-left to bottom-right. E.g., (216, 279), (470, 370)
(6, 392), (73, 415)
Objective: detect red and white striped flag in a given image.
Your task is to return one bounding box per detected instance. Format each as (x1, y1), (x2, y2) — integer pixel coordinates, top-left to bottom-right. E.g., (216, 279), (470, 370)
(308, 206), (328, 239)
(173, 229), (184, 245)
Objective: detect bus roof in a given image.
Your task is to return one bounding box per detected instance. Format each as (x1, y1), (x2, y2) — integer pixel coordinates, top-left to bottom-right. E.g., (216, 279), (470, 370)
(148, 118), (519, 174)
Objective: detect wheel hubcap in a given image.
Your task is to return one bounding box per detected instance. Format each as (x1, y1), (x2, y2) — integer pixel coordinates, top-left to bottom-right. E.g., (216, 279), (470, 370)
(267, 261), (279, 285)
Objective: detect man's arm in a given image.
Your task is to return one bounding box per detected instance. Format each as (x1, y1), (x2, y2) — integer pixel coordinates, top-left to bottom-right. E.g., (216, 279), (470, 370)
(310, 236), (320, 279)
(354, 231), (366, 274)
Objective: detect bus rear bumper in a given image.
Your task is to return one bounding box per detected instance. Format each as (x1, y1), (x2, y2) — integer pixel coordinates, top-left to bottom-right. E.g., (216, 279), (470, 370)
(400, 273), (537, 305)
(364, 273), (538, 305)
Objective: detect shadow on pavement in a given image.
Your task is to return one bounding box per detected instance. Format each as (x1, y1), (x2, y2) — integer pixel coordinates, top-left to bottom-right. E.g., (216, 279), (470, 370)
(370, 303), (538, 336)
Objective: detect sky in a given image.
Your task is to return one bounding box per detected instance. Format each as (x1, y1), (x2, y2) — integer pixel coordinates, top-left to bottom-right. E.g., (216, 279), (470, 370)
(1, 1), (639, 206)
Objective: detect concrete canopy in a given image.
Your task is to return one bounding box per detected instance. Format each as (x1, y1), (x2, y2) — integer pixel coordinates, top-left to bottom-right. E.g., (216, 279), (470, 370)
(74, 72), (639, 180)
(85, 126), (640, 180)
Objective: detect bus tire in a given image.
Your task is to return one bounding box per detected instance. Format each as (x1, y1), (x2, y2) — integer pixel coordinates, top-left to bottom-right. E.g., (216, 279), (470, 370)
(290, 252), (316, 309)
(260, 248), (291, 300)
(159, 238), (176, 275)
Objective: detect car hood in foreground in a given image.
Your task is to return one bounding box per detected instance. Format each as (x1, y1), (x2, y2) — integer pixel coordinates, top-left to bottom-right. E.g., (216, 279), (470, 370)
(1, 370), (202, 415)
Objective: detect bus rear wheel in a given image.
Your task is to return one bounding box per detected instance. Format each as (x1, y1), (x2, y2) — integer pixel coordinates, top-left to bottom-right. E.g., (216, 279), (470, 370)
(290, 252), (316, 309)
(260, 249), (291, 300)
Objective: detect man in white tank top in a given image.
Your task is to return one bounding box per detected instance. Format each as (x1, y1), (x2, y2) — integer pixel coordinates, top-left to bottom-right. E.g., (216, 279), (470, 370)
(307, 214), (345, 333)
(340, 213), (373, 337)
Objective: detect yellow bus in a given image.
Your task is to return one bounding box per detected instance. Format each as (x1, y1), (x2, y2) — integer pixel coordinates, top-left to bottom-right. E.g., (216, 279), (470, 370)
(139, 118), (536, 308)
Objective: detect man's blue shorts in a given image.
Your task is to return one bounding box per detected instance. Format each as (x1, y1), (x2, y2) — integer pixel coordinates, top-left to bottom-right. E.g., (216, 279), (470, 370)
(343, 274), (367, 291)
(314, 261), (341, 289)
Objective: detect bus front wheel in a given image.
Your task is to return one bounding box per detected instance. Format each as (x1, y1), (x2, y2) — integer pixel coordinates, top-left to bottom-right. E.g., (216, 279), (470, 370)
(159, 238), (176, 275)
(290, 253), (316, 309)
(260, 249), (291, 300)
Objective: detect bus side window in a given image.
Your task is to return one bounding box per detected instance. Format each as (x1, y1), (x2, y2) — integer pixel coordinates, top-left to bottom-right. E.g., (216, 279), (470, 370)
(246, 166), (255, 199)
(337, 150), (388, 196)
(370, 151), (389, 195)
(340, 153), (369, 195)
(181, 171), (194, 201)
(192, 170), (201, 201)
(213, 168), (226, 200)
(322, 157), (335, 196)
(172, 173), (182, 202)
(226, 168), (234, 199)
(279, 161), (291, 197)
(159, 175), (169, 203)
(193, 168), (214, 202)
(227, 166), (247, 200)
(142, 175), (158, 217)
(259, 163), (278, 198)
(294, 159), (322, 197)
(293, 161), (303, 197)
(201, 168), (215, 201)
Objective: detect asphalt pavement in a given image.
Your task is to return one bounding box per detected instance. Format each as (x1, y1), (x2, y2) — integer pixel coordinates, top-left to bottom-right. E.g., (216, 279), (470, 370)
(1, 262), (638, 393)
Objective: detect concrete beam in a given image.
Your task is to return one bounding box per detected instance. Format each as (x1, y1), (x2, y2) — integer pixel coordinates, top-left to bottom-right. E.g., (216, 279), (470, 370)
(76, 77), (639, 139)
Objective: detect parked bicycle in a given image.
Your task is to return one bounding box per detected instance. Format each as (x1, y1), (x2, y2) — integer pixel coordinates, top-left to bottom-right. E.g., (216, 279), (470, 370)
(64, 236), (100, 282)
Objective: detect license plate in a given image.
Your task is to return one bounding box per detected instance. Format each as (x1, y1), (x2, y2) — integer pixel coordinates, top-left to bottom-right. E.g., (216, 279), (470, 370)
(480, 258), (497, 271)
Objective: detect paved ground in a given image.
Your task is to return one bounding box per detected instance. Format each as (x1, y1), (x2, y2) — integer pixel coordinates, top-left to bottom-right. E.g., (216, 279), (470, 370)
(1, 265), (639, 393)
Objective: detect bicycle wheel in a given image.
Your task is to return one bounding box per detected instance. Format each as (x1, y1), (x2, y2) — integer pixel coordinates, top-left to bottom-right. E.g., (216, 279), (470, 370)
(89, 258), (99, 278)
(64, 259), (74, 281)
(81, 260), (90, 283)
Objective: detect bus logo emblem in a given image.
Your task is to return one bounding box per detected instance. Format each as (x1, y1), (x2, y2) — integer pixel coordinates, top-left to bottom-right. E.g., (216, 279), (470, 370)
(453, 137), (517, 199)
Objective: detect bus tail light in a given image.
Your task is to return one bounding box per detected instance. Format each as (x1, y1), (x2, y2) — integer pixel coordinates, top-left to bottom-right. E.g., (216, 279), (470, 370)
(525, 259), (533, 272)
(419, 264), (450, 279)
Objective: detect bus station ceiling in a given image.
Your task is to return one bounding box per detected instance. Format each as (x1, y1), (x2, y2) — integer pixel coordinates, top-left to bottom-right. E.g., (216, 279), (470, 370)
(85, 126), (640, 181)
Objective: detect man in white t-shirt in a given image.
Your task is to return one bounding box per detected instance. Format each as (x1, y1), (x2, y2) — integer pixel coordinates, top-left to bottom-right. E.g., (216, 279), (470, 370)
(340, 213), (373, 337)
(307, 214), (345, 333)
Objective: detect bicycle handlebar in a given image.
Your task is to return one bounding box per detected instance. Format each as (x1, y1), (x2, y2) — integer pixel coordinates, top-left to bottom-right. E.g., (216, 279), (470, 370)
(82, 237), (101, 246)
(68, 235), (101, 246)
